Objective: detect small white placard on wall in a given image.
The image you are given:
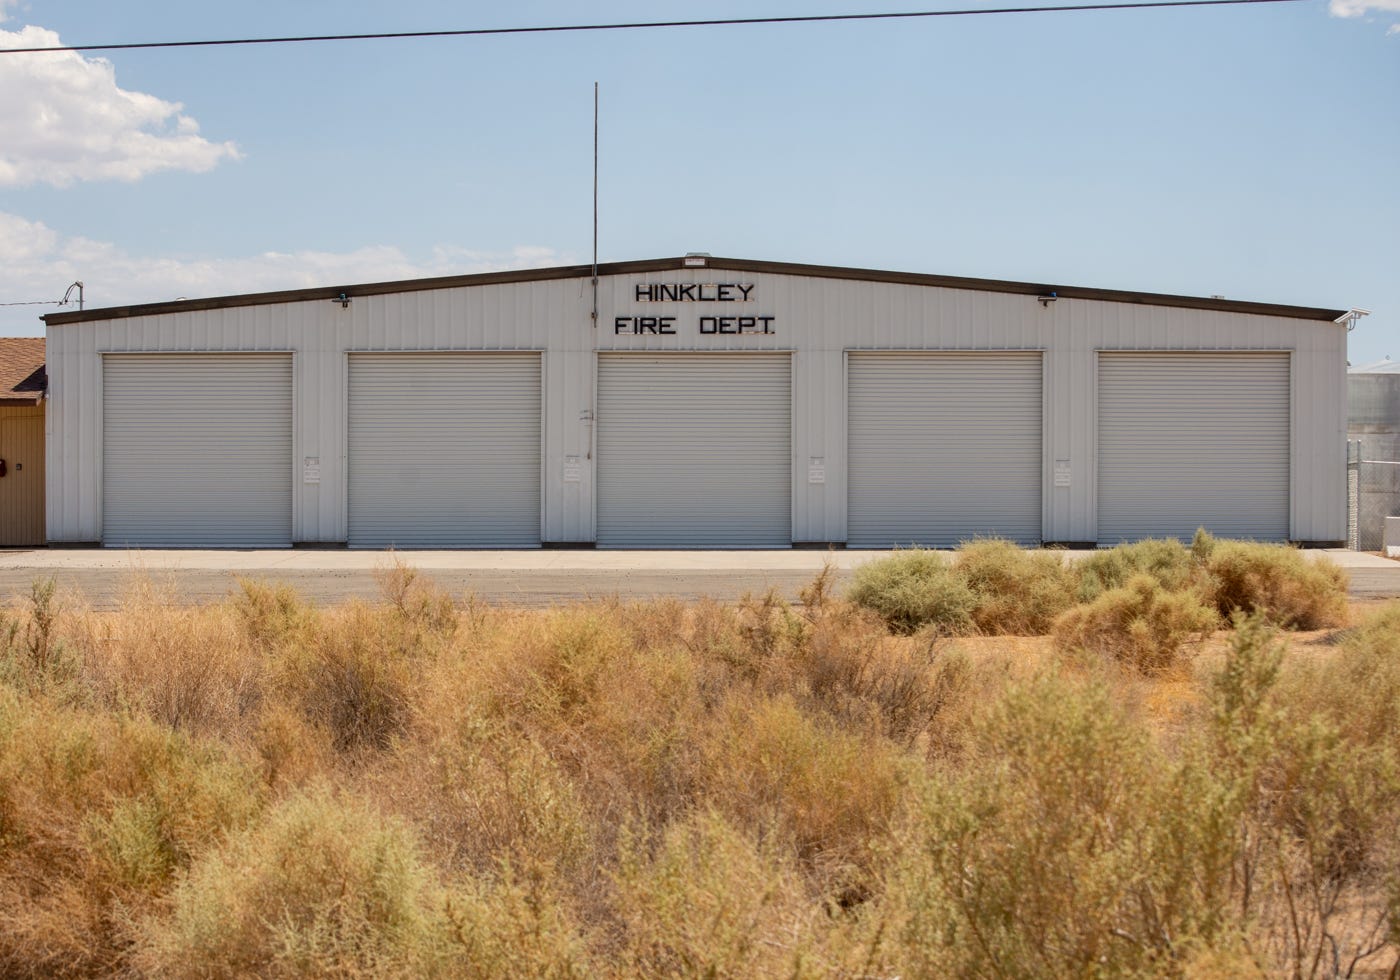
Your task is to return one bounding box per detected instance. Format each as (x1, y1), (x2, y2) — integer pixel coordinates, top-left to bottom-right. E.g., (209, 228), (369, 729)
(563, 455), (582, 482)
(303, 457), (321, 484)
(1054, 460), (1071, 487)
(808, 457), (826, 484)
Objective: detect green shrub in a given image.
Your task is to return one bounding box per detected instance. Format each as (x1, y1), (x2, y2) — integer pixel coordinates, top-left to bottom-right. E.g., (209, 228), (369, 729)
(1053, 574), (1218, 674)
(847, 550), (975, 635)
(1075, 538), (1195, 601)
(954, 538), (1076, 634)
(1204, 542), (1347, 629)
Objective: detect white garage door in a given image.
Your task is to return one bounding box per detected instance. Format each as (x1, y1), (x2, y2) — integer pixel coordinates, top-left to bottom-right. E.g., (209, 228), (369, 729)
(597, 354), (791, 547)
(103, 354), (293, 547)
(847, 352), (1043, 548)
(348, 353), (541, 548)
(1098, 352), (1290, 543)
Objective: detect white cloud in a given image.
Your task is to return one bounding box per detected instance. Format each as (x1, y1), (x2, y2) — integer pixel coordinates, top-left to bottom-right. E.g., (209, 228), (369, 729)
(1329, 0), (1400, 30)
(0, 211), (575, 332)
(0, 25), (240, 187)
(0, 1), (23, 22)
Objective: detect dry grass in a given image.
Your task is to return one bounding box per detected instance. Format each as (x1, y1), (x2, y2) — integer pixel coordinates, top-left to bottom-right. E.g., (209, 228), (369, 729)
(0, 549), (1392, 978)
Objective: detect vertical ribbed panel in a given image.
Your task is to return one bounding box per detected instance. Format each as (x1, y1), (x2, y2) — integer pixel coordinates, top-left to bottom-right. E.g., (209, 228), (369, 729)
(847, 352), (1043, 547)
(1098, 352), (1290, 543)
(596, 354), (791, 547)
(347, 353), (541, 547)
(102, 354), (292, 547)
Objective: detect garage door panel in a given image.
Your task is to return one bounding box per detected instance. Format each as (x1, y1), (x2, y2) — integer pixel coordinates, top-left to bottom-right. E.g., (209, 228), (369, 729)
(348, 353), (541, 548)
(103, 354), (293, 548)
(597, 354), (791, 548)
(847, 352), (1043, 548)
(1097, 352), (1289, 543)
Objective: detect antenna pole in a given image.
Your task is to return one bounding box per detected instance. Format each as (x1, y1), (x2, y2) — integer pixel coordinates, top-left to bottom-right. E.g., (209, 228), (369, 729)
(591, 81), (599, 328)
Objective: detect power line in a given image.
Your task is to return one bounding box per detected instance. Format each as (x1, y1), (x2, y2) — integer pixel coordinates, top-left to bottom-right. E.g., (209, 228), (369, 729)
(0, 300), (63, 308)
(0, 0), (1307, 56)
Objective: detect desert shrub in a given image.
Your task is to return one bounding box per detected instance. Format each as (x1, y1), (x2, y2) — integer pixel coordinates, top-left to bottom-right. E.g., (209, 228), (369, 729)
(140, 787), (588, 979)
(1053, 574), (1218, 674)
(137, 788), (441, 977)
(0, 697), (262, 976)
(0, 579), (83, 697)
(799, 610), (968, 744)
(700, 694), (907, 877)
(1204, 542), (1347, 629)
(233, 578), (316, 652)
(375, 558), (459, 643)
(71, 584), (263, 738)
(1192, 616), (1400, 975)
(382, 717), (593, 880)
(613, 811), (814, 978)
(1191, 526), (1218, 564)
(1075, 537), (1195, 601)
(276, 603), (413, 753)
(884, 673), (1175, 978)
(954, 538), (1076, 634)
(847, 549), (975, 636)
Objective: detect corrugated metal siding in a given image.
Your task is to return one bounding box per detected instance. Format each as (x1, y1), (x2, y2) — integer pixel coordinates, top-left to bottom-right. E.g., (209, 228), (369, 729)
(1098, 352), (1290, 543)
(847, 352), (1043, 547)
(596, 354), (791, 547)
(0, 404), (45, 546)
(347, 353), (541, 547)
(46, 269), (1347, 546)
(102, 354), (293, 547)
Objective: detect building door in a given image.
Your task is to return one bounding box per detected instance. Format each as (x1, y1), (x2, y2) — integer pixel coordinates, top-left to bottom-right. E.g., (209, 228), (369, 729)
(1097, 351), (1290, 543)
(103, 354), (293, 547)
(347, 353), (542, 548)
(596, 353), (792, 547)
(0, 414), (45, 547)
(847, 351), (1043, 547)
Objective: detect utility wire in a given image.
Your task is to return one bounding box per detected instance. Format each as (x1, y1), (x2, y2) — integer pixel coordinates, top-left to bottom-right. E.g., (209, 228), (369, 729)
(0, 300), (64, 307)
(0, 0), (1307, 55)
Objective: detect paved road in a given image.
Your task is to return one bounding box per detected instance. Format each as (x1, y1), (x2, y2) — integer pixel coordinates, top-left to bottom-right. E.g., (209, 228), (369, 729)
(0, 548), (1393, 610)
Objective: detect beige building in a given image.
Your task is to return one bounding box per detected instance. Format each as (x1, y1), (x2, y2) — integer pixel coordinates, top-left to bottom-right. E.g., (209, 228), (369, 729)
(0, 338), (46, 547)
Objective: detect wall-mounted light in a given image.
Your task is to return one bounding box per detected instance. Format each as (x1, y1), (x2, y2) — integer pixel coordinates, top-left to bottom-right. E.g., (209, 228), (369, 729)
(1334, 307), (1370, 332)
(682, 253), (709, 268)
(1037, 291), (1057, 308)
(333, 293), (352, 309)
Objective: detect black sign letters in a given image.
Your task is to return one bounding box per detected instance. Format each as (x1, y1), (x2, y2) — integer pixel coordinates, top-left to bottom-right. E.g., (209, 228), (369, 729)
(618, 283), (777, 336)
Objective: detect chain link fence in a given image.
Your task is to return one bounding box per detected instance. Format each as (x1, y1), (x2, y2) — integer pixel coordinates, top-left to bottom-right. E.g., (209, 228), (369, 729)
(1348, 439), (1400, 551)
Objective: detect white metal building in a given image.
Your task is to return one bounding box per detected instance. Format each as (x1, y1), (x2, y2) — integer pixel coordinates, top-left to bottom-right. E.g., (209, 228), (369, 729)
(42, 256), (1349, 549)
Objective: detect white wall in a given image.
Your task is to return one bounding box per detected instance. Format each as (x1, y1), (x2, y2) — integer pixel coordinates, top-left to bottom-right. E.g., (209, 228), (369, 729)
(46, 267), (1348, 544)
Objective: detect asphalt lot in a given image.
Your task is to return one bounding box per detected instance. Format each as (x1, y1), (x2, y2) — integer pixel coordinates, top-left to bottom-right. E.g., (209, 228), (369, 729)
(0, 547), (1395, 610)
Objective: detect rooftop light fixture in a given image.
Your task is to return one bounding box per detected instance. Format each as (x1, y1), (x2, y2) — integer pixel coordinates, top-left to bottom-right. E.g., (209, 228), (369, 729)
(682, 253), (709, 268)
(1334, 308), (1370, 331)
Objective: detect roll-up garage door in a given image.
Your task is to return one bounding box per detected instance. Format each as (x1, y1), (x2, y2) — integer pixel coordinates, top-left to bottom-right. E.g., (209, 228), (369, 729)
(847, 352), (1043, 548)
(597, 354), (791, 547)
(1098, 352), (1289, 543)
(348, 353), (541, 548)
(103, 354), (292, 547)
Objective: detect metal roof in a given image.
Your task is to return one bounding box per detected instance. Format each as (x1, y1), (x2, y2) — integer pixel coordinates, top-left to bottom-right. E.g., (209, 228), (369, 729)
(1349, 358), (1400, 374)
(42, 255), (1349, 326)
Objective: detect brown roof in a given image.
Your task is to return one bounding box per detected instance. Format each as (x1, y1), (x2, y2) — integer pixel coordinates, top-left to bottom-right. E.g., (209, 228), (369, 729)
(42, 256), (1349, 325)
(0, 338), (46, 404)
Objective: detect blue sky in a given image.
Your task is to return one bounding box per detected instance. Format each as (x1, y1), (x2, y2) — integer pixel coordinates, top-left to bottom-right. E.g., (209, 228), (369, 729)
(1, 0), (1396, 363)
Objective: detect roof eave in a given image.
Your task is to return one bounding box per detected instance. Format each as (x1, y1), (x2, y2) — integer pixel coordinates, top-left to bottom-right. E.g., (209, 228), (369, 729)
(41, 256), (1349, 325)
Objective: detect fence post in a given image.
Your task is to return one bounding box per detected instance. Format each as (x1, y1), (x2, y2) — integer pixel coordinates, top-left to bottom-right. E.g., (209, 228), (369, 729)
(1347, 439), (1360, 551)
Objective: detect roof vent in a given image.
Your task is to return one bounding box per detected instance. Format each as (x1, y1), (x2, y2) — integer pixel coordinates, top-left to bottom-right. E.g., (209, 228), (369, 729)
(682, 253), (710, 268)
